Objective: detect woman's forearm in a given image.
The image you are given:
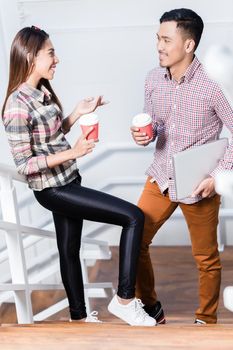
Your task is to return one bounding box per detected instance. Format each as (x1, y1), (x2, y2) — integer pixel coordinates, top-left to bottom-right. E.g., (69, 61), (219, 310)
(46, 149), (75, 168)
(61, 95), (105, 134)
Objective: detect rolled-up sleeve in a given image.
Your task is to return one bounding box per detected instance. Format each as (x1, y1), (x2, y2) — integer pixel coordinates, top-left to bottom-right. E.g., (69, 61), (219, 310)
(3, 97), (47, 175)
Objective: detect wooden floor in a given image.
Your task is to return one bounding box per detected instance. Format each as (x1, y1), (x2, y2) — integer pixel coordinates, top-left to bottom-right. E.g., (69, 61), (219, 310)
(1, 322), (233, 350)
(1, 246), (233, 349)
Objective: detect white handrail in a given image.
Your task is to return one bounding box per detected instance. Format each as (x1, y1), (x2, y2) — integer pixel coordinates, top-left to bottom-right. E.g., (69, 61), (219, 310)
(0, 162), (26, 182)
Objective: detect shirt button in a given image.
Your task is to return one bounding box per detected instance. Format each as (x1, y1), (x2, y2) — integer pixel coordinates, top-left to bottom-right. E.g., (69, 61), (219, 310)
(172, 124), (175, 128)
(169, 160), (172, 164)
(176, 85), (179, 89)
(171, 142), (174, 146)
(174, 104), (176, 109)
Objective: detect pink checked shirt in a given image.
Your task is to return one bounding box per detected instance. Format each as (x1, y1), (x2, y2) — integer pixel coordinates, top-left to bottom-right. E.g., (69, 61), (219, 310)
(3, 83), (78, 190)
(145, 56), (233, 204)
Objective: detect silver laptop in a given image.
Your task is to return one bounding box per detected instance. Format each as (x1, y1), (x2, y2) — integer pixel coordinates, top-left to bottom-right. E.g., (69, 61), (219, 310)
(173, 138), (228, 200)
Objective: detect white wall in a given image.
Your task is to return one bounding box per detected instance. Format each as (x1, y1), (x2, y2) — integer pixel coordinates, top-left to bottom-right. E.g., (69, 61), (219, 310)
(0, 0), (233, 245)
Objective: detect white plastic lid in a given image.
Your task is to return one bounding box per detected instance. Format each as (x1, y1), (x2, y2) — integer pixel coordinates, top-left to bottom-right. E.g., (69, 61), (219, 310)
(132, 113), (152, 127)
(79, 113), (99, 126)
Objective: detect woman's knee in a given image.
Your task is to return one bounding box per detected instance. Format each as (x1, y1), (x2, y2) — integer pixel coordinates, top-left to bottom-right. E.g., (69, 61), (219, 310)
(126, 205), (145, 228)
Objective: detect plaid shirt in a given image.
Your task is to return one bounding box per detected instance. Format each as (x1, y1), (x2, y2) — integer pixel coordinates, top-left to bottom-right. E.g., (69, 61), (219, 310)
(3, 83), (78, 190)
(145, 56), (233, 204)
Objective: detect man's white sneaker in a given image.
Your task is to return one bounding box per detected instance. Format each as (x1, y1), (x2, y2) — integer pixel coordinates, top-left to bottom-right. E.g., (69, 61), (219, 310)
(108, 295), (156, 326)
(194, 318), (206, 325)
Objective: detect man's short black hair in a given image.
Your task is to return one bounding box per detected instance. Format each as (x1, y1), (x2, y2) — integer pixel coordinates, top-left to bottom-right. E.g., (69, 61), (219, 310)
(160, 8), (204, 51)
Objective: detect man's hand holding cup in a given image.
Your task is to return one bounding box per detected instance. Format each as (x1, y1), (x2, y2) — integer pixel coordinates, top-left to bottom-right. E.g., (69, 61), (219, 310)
(131, 113), (153, 146)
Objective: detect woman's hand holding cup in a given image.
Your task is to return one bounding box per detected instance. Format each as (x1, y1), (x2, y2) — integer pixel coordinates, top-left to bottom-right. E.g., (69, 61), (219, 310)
(72, 127), (95, 158)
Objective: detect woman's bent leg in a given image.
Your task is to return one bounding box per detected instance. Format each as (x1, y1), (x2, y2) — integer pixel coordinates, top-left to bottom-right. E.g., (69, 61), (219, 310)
(34, 181), (144, 300)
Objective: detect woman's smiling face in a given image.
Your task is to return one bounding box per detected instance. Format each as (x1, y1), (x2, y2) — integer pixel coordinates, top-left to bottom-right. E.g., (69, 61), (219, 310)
(30, 38), (59, 81)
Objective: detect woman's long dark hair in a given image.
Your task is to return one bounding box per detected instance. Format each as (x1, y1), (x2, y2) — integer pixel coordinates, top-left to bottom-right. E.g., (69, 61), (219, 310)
(2, 26), (62, 116)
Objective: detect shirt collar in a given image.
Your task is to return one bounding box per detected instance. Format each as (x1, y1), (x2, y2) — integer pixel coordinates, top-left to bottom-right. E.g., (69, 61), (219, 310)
(19, 82), (52, 103)
(164, 56), (201, 83)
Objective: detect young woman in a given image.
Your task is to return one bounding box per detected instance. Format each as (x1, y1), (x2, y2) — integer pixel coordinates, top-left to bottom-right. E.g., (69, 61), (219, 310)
(2, 26), (156, 326)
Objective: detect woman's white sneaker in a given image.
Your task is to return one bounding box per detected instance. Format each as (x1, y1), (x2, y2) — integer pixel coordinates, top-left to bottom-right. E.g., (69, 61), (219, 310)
(108, 295), (156, 326)
(85, 311), (102, 323)
(69, 310), (102, 323)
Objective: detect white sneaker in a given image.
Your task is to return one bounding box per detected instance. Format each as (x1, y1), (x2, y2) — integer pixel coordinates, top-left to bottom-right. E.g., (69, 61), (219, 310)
(69, 311), (102, 323)
(194, 318), (206, 325)
(108, 295), (156, 326)
(85, 311), (102, 323)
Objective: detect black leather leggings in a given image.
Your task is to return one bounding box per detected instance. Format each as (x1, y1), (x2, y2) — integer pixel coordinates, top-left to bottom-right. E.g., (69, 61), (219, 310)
(34, 176), (144, 320)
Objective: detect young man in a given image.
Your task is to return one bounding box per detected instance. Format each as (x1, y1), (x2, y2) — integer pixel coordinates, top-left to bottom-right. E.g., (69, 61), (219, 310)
(131, 8), (233, 324)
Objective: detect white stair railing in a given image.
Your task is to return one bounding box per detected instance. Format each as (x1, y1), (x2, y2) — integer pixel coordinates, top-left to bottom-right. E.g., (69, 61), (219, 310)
(0, 163), (114, 324)
(0, 172), (33, 323)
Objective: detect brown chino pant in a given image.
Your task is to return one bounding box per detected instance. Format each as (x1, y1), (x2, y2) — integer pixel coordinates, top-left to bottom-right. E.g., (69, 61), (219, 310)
(136, 177), (222, 323)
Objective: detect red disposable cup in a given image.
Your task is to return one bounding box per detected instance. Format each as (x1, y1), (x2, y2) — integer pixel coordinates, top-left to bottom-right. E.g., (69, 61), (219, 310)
(80, 123), (99, 141)
(132, 113), (153, 138)
(79, 113), (99, 141)
(138, 123), (153, 139)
